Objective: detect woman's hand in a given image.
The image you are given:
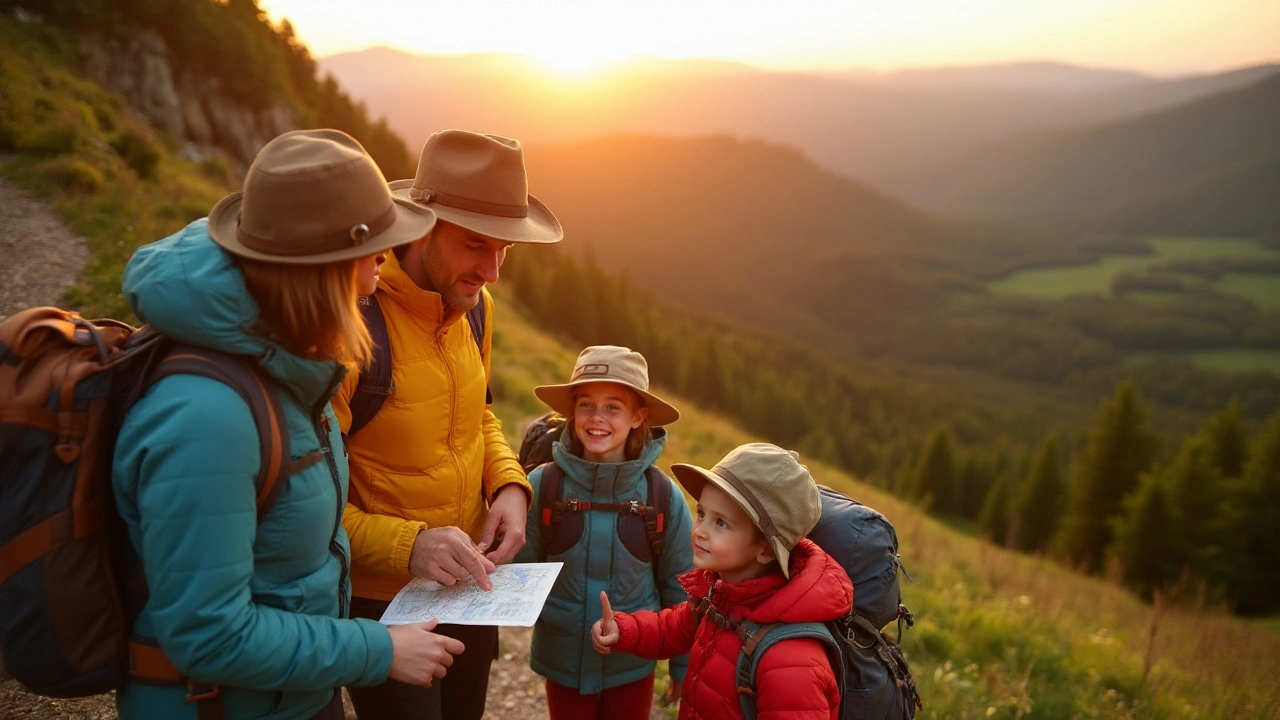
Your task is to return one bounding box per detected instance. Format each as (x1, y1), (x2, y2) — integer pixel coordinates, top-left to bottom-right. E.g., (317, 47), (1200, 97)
(387, 619), (465, 687)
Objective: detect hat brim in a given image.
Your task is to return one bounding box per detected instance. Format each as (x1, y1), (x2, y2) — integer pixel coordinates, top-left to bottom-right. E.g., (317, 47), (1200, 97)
(533, 379), (680, 427)
(388, 179), (563, 244)
(208, 192), (435, 264)
(671, 463), (793, 578)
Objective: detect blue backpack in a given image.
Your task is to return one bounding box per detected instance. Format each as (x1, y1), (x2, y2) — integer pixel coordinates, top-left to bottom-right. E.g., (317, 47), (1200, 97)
(729, 485), (922, 720)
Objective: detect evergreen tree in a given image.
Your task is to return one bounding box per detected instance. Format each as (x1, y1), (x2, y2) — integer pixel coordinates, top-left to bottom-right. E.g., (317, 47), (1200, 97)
(1011, 436), (1064, 553)
(977, 471), (1014, 545)
(955, 452), (994, 520)
(1108, 470), (1181, 599)
(1161, 437), (1221, 576)
(1202, 396), (1248, 479)
(913, 427), (957, 514)
(1053, 380), (1158, 572)
(1223, 413), (1280, 614)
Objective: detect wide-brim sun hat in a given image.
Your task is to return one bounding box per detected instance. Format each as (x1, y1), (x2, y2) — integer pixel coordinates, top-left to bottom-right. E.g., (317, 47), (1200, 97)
(208, 129), (435, 264)
(534, 345), (680, 426)
(671, 443), (821, 579)
(389, 129), (563, 245)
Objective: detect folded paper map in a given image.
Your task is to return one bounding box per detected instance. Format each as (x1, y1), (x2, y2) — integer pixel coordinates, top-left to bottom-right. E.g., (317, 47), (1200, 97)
(379, 562), (564, 627)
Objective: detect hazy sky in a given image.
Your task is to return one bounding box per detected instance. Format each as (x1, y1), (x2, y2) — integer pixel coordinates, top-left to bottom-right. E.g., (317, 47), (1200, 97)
(260, 0), (1278, 76)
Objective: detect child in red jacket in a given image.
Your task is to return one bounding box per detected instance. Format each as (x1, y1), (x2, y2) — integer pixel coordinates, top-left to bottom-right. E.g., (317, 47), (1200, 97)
(592, 443), (852, 720)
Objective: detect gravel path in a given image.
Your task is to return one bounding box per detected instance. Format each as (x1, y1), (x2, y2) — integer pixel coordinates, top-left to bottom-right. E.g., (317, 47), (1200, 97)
(0, 173), (89, 319)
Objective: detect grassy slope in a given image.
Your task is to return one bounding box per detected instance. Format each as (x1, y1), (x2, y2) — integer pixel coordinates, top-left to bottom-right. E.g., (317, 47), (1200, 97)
(489, 286), (1279, 720)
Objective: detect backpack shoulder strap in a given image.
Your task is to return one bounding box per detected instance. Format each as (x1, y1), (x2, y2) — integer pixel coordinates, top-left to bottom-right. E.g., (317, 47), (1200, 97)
(348, 294), (391, 438)
(536, 461), (566, 556)
(642, 466), (671, 560)
(151, 346), (311, 522)
(736, 620), (844, 720)
(465, 296), (493, 405)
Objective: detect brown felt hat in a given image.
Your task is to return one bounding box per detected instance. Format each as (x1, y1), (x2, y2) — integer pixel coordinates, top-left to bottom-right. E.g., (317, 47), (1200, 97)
(208, 129), (435, 264)
(671, 443), (821, 579)
(389, 129), (563, 244)
(534, 345), (680, 426)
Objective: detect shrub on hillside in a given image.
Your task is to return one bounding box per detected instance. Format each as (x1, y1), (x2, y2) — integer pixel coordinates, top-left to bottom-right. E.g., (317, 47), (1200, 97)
(43, 156), (105, 192)
(110, 124), (160, 179)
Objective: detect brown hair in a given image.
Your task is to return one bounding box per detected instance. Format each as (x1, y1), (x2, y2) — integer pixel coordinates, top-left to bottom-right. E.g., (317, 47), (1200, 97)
(564, 385), (653, 461)
(238, 257), (373, 368)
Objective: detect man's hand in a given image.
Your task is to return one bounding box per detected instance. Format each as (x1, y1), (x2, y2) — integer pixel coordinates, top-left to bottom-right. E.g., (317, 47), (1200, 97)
(478, 484), (528, 564)
(386, 618), (466, 687)
(409, 526), (496, 591)
(591, 591), (620, 655)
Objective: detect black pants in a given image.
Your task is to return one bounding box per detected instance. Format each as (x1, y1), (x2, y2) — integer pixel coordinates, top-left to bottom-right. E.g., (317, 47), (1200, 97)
(310, 689), (345, 720)
(347, 596), (499, 720)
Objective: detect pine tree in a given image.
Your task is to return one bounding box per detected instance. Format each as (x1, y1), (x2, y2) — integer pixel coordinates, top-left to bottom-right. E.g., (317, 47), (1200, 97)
(1108, 470), (1180, 599)
(1202, 396), (1248, 479)
(1053, 380), (1158, 572)
(1161, 437), (1221, 575)
(913, 427), (957, 515)
(1011, 436), (1064, 553)
(955, 453), (993, 521)
(977, 472), (1014, 545)
(1224, 413), (1280, 614)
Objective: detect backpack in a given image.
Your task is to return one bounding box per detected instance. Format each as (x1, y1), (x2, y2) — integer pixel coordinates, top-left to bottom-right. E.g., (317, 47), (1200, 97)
(347, 293), (488, 438)
(0, 307), (309, 703)
(724, 485), (922, 720)
(519, 412), (673, 565)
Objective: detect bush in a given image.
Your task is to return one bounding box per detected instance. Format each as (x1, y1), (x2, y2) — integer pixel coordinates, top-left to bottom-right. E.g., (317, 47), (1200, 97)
(24, 101), (97, 156)
(44, 156), (104, 192)
(110, 125), (160, 179)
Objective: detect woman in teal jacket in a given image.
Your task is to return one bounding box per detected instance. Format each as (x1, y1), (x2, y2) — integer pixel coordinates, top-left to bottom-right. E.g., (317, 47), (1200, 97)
(111, 130), (460, 720)
(516, 346), (694, 719)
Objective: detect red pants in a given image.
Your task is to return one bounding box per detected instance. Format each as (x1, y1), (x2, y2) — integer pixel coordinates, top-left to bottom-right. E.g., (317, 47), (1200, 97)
(545, 674), (655, 720)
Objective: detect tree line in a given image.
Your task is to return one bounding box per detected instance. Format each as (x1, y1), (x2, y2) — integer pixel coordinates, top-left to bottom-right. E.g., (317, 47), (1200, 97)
(504, 247), (1280, 615)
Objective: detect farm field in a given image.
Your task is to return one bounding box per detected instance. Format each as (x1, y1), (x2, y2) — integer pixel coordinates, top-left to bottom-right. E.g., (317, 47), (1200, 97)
(988, 236), (1280, 304)
(1123, 348), (1280, 376)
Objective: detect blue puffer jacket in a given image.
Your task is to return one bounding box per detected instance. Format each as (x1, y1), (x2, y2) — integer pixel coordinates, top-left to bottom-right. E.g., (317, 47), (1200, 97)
(515, 430), (693, 694)
(111, 219), (394, 720)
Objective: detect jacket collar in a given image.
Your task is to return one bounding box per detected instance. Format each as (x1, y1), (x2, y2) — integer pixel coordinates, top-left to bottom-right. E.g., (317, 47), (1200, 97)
(549, 428), (668, 490)
(377, 250), (466, 337)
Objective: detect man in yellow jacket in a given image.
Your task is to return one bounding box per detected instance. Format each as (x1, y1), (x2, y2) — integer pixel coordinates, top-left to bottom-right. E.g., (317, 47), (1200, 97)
(334, 130), (564, 720)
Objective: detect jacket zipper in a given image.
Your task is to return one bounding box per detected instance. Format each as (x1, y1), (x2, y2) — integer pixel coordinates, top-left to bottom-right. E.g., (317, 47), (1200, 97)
(438, 328), (466, 527)
(315, 368), (349, 619)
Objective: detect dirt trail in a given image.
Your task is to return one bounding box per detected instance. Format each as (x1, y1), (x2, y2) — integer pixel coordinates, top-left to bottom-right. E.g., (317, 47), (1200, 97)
(0, 174), (89, 319)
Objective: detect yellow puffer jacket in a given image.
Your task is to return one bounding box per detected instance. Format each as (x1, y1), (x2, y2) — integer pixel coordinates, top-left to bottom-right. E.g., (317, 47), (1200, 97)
(333, 252), (529, 601)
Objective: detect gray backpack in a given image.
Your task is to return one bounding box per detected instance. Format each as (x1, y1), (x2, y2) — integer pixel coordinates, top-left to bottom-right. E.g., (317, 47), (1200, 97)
(733, 485), (922, 720)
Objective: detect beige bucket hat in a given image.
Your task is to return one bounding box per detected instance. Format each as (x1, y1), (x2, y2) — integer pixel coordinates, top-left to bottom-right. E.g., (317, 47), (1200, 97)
(389, 129), (563, 244)
(534, 345), (680, 426)
(671, 443), (821, 579)
(209, 129), (435, 264)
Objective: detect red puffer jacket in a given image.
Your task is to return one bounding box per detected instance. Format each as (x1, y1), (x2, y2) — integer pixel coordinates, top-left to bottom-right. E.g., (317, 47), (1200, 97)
(614, 539), (852, 720)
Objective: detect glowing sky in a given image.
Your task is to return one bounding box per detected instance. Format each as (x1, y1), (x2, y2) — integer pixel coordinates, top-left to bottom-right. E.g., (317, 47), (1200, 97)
(260, 0), (1279, 76)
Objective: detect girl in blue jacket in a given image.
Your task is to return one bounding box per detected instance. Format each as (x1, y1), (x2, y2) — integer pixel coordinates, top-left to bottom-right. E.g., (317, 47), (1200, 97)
(111, 130), (462, 720)
(516, 345), (694, 720)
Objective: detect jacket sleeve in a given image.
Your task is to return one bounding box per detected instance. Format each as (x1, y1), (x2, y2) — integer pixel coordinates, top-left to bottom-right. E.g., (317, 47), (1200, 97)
(115, 376), (394, 691)
(754, 638), (841, 720)
(655, 478), (695, 681)
(478, 291), (532, 506)
(614, 601), (699, 660)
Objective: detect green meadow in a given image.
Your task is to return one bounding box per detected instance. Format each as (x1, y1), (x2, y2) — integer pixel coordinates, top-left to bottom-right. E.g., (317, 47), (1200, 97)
(1124, 349), (1280, 376)
(988, 236), (1280, 306)
(490, 287), (1280, 720)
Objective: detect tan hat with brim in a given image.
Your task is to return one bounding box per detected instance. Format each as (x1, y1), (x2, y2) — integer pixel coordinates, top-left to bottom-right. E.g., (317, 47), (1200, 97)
(534, 345), (680, 426)
(389, 129), (563, 245)
(671, 443), (821, 579)
(209, 129), (435, 264)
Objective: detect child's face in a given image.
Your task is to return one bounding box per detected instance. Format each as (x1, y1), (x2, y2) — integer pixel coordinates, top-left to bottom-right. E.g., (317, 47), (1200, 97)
(691, 484), (776, 583)
(573, 382), (648, 464)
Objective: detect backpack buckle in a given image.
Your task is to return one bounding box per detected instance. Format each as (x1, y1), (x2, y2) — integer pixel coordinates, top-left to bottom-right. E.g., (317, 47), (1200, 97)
(566, 498), (581, 512)
(626, 499), (642, 514)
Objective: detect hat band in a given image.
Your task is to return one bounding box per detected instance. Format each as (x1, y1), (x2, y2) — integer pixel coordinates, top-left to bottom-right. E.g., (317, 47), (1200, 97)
(409, 186), (528, 218)
(237, 205), (398, 257)
(711, 467), (780, 542)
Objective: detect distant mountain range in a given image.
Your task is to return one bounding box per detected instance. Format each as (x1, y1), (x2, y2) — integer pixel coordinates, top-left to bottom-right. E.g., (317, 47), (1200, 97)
(915, 74), (1280, 236)
(321, 48), (1279, 212)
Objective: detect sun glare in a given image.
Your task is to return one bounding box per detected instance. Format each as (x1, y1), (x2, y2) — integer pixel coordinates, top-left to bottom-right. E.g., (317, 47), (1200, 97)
(528, 47), (625, 78)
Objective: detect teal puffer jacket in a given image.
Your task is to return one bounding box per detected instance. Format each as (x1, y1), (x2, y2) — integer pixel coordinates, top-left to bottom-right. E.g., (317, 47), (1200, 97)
(111, 219), (393, 720)
(516, 430), (694, 694)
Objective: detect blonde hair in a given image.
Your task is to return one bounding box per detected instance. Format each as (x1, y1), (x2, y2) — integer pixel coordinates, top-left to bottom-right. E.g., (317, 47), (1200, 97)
(564, 385), (653, 461)
(238, 257), (373, 368)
